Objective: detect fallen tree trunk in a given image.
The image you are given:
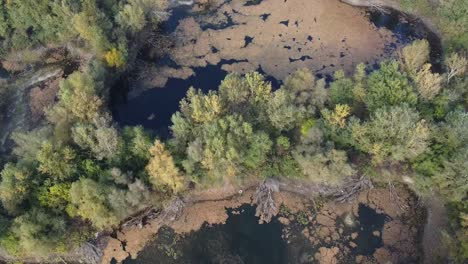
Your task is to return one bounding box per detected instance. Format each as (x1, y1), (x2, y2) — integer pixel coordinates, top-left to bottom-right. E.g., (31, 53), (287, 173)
(253, 179), (279, 223)
(340, 0), (399, 9)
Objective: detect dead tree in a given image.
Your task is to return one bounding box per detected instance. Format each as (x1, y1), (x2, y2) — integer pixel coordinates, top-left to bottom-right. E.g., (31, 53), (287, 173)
(333, 176), (374, 202)
(156, 196), (186, 224)
(253, 179), (279, 223)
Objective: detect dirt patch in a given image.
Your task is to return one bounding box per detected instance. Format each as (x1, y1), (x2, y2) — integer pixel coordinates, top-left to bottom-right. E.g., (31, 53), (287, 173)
(29, 73), (62, 123)
(140, 0), (399, 89)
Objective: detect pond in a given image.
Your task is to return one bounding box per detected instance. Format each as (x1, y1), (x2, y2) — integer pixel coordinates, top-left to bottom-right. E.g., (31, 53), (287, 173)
(123, 203), (390, 264)
(112, 0), (441, 133)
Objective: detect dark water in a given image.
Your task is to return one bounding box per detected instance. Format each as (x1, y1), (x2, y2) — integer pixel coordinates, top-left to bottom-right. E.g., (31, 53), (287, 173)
(368, 9), (443, 72)
(124, 204), (288, 264)
(352, 204), (386, 255)
(124, 203), (392, 264)
(113, 64), (227, 136)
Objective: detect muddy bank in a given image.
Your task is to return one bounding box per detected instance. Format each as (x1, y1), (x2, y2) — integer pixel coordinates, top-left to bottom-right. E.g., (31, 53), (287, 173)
(102, 180), (425, 264)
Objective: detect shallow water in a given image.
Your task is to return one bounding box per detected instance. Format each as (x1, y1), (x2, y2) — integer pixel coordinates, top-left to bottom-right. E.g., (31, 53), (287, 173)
(112, 1), (441, 132)
(124, 203), (390, 263)
(124, 204), (288, 264)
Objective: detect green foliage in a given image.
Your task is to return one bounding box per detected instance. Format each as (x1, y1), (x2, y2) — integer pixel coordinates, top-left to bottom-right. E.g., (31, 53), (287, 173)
(330, 70), (355, 105)
(117, 126), (153, 170)
(294, 126), (355, 186)
(50, 71), (103, 124)
(36, 142), (77, 182)
(365, 61), (417, 112)
(146, 140), (185, 193)
(0, 0), (75, 51)
(9, 208), (69, 256)
(0, 163), (33, 215)
(399, 39), (430, 75)
(300, 118), (316, 136)
(38, 183), (72, 210)
(72, 114), (120, 161)
(350, 104), (429, 164)
(69, 178), (118, 229)
(296, 211), (310, 225)
(282, 68), (328, 112)
(437, 0), (468, 50)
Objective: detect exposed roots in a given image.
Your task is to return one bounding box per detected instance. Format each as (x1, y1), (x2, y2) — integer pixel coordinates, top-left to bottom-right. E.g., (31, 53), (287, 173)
(388, 181), (410, 211)
(121, 197), (185, 229)
(253, 179), (279, 223)
(333, 176), (374, 203)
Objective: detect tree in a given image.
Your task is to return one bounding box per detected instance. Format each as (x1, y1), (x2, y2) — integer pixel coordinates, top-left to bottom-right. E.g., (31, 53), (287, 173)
(322, 104), (351, 128)
(48, 72), (102, 125)
(105, 47), (126, 68)
(433, 147), (468, 203)
(10, 208), (68, 256)
(116, 2), (146, 31)
(37, 183), (72, 211)
(446, 53), (467, 83)
(266, 89), (303, 131)
(69, 178), (118, 230)
(108, 179), (152, 219)
(180, 88), (223, 124)
(294, 126), (355, 186)
(350, 104), (429, 164)
(399, 39), (430, 75)
(36, 142), (77, 182)
(11, 127), (52, 163)
(365, 60), (417, 112)
(329, 70), (355, 105)
(415, 63), (443, 100)
(295, 148), (355, 186)
(0, 163), (32, 214)
(117, 126), (153, 170)
(72, 0), (112, 54)
(283, 68), (328, 111)
(146, 140), (185, 193)
(437, 0), (468, 50)
(72, 114), (120, 161)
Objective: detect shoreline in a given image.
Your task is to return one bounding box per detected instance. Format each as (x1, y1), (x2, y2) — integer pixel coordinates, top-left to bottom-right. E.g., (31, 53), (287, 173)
(101, 178), (426, 264)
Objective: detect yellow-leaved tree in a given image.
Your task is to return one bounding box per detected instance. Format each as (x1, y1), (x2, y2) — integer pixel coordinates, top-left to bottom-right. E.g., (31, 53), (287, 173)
(146, 140), (185, 193)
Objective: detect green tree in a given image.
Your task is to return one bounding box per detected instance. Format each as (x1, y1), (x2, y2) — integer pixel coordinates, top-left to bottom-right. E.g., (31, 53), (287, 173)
(37, 183), (72, 211)
(266, 89), (303, 131)
(10, 208), (68, 256)
(399, 39), (430, 75)
(146, 140), (185, 193)
(415, 63), (443, 100)
(365, 60), (417, 112)
(72, 114), (120, 161)
(283, 68), (328, 112)
(36, 142), (77, 182)
(0, 163), (33, 214)
(350, 104), (429, 164)
(69, 178), (118, 230)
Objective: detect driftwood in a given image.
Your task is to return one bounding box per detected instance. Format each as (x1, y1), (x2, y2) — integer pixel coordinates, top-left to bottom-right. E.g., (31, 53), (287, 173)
(121, 197), (186, 229)
(253, 179), (279, 223)
(122, 207), (160, 228)
(73, 242), (103, 264)
(156, 196), (186, 223)
(333, 176), (374, 203)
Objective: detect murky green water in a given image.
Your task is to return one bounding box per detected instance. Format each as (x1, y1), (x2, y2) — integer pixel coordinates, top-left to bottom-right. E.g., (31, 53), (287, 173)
(124, 203), (390, 264)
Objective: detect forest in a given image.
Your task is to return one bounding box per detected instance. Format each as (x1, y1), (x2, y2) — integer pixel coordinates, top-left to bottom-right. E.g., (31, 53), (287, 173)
(0, 0), (466, 263)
